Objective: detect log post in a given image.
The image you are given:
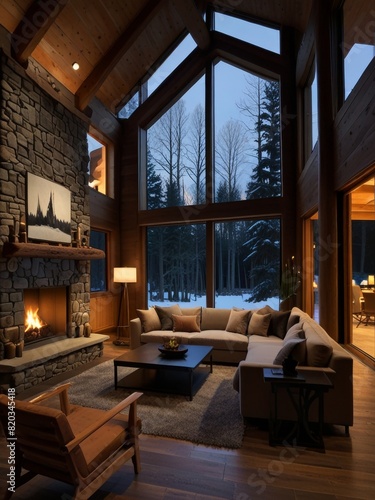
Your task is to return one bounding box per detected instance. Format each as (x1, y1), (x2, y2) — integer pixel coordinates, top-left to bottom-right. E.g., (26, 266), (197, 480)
(315, 0), (339, 340)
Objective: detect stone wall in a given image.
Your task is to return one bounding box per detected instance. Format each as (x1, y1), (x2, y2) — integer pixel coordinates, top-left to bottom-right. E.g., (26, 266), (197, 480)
(0, 52), (91, 360)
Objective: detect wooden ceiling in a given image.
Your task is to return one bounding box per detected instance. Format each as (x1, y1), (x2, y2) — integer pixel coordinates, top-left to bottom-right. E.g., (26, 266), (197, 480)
(0, 0), (312, 115)
(351, 179), (375, 221)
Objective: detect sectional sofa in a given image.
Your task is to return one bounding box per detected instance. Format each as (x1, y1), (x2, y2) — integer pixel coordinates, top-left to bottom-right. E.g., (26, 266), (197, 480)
(130, 304), (354, 431)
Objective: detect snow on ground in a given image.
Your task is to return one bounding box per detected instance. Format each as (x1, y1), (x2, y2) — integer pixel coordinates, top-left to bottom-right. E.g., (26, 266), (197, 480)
(150, 294), (280, 310)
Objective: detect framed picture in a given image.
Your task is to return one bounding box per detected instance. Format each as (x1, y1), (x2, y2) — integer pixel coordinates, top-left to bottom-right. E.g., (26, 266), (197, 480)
(27, 173), (71, 244)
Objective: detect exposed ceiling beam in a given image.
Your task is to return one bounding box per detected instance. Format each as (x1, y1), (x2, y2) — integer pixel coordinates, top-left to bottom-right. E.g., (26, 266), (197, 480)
(170, 0), (210, 50)
(75, 0), (167, 112)
(11, 0), (67, 67)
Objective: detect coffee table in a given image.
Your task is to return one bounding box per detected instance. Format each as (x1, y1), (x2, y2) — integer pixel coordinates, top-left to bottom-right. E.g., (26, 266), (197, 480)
(114, 343), (213, 400)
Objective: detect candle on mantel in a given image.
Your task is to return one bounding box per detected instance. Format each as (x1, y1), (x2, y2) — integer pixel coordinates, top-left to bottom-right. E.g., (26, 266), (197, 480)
(77, 225), (81, 247)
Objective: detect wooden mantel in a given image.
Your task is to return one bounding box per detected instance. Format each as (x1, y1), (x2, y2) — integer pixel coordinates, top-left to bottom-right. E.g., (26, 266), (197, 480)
(2, 242), (105, 260)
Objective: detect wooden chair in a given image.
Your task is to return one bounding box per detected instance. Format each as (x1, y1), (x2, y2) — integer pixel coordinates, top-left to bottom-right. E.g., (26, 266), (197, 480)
(352, 284), (365, 326)
(0, 383), (142, 499)
(360, 290), (375, 326)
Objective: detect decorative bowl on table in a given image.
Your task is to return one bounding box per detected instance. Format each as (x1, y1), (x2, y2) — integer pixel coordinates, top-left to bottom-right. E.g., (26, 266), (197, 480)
(158, 336), (188, 357)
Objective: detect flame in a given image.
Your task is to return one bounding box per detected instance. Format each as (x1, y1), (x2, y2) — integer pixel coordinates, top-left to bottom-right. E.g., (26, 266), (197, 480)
(25, 308), (46, 332)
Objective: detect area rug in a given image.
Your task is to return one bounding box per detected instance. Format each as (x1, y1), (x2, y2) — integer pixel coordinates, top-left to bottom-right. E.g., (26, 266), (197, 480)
(62, 360), (245, 448)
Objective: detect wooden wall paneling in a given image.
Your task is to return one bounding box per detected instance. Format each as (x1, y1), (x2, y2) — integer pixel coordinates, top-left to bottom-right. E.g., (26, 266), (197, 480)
(121, 121), (144, 317)
(302, 218), (315, 317)
(89, 100), (122, 333)
(279, 26), (299, 286)
(297, 149), (319, 217)
(90, 293), (119, 332)
(335, 60), (375, 189)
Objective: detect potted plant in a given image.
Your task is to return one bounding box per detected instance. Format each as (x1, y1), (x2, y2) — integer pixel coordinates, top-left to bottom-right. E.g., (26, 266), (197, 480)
(279, 256), (301, 311)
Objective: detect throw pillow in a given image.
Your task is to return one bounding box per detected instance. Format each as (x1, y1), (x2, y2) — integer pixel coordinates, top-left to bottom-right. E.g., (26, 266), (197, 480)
(284, 321), (305, 341)
(136, 308), (161, 332)
(225, 309), (250, 335)
(257, 306), (291, 338)
(273, 338), (306, 365)
(172, 314), (201, 332)
(155, 304), (183, 330)
(248, 312), (272, 336)
(287, 313), (300, 331)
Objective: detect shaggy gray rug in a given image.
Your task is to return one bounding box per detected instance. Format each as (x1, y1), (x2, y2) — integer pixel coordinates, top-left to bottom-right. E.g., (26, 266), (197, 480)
(64, 360), (245, 448)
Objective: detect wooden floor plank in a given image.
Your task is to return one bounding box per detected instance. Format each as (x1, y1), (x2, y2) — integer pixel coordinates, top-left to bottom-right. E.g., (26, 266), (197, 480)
(1, 333), (374, 499)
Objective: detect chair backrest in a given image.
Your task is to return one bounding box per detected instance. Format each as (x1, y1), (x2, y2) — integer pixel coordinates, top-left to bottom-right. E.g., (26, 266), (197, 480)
(352, 285), (364, 314)
(362, 291), (375, 314)
(0, 395), (88, 483)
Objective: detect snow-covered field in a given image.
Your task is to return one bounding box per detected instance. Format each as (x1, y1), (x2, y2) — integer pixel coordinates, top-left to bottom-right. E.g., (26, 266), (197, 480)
(150, 294), (280, 311)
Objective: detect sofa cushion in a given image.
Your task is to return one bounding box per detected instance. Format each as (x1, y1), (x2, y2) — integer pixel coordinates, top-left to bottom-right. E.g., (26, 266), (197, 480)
(273, 338), (306, 365)
(248, 312), (271, 336)
(201, 308), (231, 330)
(284, 321), (305, 341)
(303, 318), (333, 367)
(257, 305), (291, 338)
(225, 309), (250, 335)
(189, 330), (249, 351)
(155, 305), (183, 330)
(181, 307), (202, 324)
(172, 314), (200, 332)
(141, 330), (192, 345)
(136, 308), (161, 332)
(287, 313), (301, 331)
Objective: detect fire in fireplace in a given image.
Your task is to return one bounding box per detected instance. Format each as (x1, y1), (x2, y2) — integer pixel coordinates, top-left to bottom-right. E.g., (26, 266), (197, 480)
(23, 287), (69, 345)
(24, 307), (51, 343)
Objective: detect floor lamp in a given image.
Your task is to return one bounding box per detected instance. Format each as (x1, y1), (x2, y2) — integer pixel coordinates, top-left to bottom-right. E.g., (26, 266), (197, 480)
(113, 267), (137, 346)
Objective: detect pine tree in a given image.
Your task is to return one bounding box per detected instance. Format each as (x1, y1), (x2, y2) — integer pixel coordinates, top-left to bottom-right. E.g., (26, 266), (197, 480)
(242, 80), (281, 301)
(246, 81), (280, 200)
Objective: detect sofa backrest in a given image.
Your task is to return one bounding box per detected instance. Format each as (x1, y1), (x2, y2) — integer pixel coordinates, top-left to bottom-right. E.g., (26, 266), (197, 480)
(201, 307), (232, 330)
(291, 307), (333, 367)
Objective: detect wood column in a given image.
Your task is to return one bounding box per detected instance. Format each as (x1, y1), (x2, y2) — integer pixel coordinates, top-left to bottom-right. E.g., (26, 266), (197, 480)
(315, 0), (338, 339)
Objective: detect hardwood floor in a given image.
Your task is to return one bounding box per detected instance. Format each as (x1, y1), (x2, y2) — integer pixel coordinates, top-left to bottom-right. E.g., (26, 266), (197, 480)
(1, 334), (375, 499)
(352, 318), (375, 358)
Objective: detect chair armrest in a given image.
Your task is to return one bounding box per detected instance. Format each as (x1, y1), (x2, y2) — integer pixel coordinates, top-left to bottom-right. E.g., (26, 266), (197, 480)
(28, 383), (72, 415)
(65, 391), (143, 453)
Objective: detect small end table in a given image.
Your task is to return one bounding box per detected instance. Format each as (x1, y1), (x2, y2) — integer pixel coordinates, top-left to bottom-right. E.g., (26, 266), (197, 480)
(263, 367), (333, 451)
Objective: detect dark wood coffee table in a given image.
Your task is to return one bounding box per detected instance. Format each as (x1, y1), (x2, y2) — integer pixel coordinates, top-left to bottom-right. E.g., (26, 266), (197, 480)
(114, 343), (213, 400)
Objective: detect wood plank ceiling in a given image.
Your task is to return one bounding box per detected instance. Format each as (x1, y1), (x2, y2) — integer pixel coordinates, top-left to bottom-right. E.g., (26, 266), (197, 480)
(0, 0), (312, 114)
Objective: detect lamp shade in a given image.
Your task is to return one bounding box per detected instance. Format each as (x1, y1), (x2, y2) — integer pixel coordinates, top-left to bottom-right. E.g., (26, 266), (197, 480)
(368, 275), (375, 286)
(113, 267), (137, 283)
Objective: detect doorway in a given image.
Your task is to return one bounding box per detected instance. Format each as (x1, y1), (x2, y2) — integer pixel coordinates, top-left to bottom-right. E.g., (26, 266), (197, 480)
(349, 177), (375, 359)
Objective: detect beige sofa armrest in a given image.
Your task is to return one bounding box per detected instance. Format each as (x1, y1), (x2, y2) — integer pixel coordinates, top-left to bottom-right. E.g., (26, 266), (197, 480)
(130, 318), (142, 349)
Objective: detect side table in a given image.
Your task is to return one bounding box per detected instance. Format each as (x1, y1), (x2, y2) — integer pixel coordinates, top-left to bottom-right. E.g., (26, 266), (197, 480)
(263, 368), (333, 451)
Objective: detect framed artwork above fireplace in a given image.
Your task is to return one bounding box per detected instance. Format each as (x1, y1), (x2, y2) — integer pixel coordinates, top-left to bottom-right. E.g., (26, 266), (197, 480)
(27, 173), (71, 244)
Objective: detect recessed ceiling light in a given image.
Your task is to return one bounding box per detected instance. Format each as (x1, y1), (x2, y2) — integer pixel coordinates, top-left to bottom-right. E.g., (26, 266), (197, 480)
(72, 62), (80, 71)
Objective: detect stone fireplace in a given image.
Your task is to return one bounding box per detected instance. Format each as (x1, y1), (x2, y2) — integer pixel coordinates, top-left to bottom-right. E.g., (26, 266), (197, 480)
(0, 52), (108, 392)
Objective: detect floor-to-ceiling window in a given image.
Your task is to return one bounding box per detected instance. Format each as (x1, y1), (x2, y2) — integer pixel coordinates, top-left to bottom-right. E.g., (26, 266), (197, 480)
(126, 11), (286, 310)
